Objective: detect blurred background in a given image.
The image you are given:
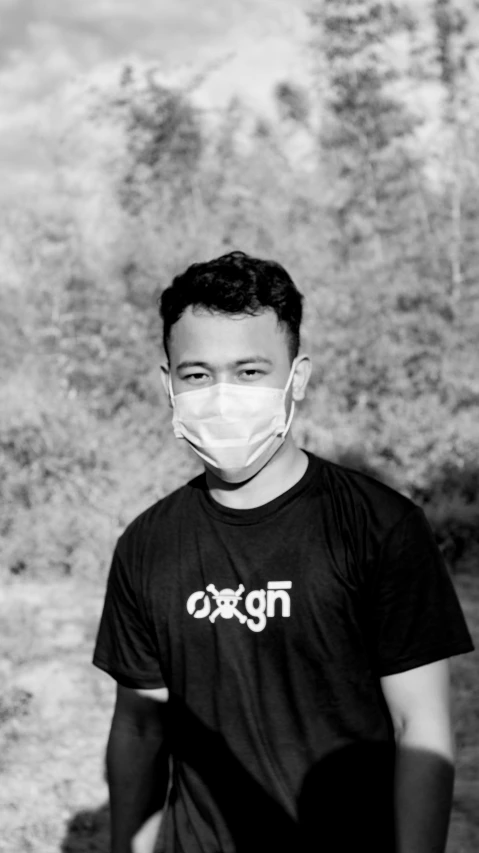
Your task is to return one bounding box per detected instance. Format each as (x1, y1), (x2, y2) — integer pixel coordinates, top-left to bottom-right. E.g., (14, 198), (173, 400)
(0, 1), (478, 851)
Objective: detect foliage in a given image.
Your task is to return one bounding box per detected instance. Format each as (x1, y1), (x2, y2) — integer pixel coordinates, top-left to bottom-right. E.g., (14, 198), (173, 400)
(103, 64), (203, 215)
(1, 6), (479, 580)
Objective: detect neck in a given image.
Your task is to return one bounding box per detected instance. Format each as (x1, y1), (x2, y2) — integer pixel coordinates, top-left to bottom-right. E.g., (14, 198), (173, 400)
(205, 436), (309, 509)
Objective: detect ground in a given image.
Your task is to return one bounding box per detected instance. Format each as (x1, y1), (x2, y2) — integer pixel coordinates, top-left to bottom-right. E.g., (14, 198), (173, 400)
(0, 572), (477, 852)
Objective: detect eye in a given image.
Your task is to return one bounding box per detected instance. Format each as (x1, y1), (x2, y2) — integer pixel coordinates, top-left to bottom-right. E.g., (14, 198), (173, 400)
(238, 369), (263, 380)
(183, 372), (210, 384)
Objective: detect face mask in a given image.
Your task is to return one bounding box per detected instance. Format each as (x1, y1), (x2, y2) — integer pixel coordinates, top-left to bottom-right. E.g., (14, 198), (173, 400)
(169, 361), (297, 483)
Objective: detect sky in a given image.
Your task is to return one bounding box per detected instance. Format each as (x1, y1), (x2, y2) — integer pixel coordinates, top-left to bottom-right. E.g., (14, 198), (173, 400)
(0, 0), (309, 106)
(0, 0), (311, 174)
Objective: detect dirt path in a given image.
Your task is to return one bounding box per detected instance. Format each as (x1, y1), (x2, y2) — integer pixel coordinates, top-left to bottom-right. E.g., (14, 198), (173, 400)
(0, 576), (114, 853)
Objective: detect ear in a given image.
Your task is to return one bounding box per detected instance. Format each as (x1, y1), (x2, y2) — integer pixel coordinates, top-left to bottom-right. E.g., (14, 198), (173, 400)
(160, 362), (172, 407)
(292, 354), (312, 402)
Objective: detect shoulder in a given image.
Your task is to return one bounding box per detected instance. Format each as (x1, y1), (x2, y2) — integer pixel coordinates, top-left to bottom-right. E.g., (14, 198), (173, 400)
(116, 473), (205, 562)
(311, 452), (417, 537)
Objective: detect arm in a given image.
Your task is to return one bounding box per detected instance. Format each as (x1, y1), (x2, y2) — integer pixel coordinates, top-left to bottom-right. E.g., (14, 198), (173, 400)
(107, 684), (170, 853)
(381, 659), (455, 853)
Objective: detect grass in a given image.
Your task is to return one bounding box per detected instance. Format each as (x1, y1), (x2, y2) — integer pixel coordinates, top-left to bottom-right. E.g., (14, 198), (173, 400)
(0, 567), (477, 852)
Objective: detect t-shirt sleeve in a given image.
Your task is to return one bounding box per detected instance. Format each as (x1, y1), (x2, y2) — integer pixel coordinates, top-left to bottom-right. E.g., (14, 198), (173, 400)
(92, 544), (166, 689)
(370, 505), (474, 677)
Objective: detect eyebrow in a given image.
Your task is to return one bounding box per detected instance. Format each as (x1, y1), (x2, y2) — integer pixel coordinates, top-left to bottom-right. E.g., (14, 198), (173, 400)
(176, 357), (274, 371)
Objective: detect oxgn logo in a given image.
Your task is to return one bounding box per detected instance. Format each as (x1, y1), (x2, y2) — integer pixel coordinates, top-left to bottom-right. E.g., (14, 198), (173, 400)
(186, 581), (292, 633)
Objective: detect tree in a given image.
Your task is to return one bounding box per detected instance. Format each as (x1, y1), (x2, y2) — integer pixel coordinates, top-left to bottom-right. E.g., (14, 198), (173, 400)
(432, 0), (479, 307)
(310, 0), (421, 264)
(99, 65), (203, 216)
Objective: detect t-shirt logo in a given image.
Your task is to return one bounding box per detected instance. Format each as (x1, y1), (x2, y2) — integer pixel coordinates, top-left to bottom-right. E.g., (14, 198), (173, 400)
(186, 581), (292, 633)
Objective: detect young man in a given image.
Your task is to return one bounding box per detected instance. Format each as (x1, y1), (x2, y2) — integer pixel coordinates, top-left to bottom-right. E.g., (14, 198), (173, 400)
(93, 250), (474, 853)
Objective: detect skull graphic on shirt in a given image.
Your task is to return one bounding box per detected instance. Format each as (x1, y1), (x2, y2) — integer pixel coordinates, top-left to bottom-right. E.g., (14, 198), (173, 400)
(206, 584), (248, 623)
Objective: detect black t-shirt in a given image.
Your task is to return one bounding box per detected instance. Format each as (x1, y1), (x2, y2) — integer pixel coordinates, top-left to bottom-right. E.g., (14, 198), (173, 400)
(93, 452), (474, 853)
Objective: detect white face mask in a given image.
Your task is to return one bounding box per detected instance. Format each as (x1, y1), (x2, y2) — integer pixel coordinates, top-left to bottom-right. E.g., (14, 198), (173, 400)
(169, 360), (297, 483)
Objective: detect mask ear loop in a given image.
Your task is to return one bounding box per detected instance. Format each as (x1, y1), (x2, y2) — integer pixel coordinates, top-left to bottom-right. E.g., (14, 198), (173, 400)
(284, 357), (297, 396)
(168, 373), (176, 407)
(280, 358), (298, 437)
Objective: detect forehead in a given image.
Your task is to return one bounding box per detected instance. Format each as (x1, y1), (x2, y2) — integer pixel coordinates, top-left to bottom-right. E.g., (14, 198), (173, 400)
(168, 306), (289, 365)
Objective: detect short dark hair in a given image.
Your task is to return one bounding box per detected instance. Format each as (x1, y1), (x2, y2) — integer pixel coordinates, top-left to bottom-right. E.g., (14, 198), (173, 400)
(160, 250), (304, 361)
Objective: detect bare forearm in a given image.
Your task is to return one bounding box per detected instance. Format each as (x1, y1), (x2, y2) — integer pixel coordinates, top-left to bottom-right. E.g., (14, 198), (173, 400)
(394, 727), (455, 853)
(107, 720), (170, 853)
